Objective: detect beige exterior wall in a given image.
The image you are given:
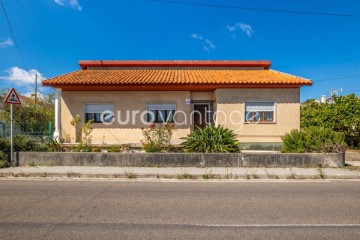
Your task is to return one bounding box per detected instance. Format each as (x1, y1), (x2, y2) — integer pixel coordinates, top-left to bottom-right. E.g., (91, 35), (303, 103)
(61, 91), (191, 144)
(190, 92), (214, 100)
(60, 88), (300, 144)
(215, 88), (300, 143)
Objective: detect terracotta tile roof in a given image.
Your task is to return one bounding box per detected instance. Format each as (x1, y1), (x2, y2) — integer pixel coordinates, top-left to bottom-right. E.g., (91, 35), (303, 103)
(43, 69), (311, 87)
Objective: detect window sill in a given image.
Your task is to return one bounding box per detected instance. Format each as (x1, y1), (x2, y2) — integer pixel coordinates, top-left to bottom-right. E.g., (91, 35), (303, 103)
(244, 122), (277, 124)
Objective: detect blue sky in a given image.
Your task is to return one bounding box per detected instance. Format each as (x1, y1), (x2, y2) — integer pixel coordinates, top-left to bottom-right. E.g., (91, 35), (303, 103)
(0, 0), (359, 101)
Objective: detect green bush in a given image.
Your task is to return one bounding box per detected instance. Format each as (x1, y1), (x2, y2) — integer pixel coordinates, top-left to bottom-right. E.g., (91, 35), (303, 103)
(108, 145), (121, 152)
(14, 136), (49, 152)
(0, 151), (9, 168)
(0, 136), (49, 152)
(281, 127), (347, 153)
(181, 125), (240, 153)
(0, 137), (10, 152)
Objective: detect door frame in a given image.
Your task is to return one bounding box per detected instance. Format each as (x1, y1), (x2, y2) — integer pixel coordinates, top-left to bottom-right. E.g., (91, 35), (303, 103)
(192, 103), (210, 130)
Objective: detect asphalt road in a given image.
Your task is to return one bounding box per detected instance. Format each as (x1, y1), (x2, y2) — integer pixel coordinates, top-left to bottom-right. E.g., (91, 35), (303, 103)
(0, 179), (360, 240)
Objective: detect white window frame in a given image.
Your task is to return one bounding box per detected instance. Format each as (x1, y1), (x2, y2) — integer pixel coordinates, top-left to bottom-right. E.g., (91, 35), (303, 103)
(84, 103), (114, 123)
(244, 101), (276, 124)
(146, 103), (176, 123)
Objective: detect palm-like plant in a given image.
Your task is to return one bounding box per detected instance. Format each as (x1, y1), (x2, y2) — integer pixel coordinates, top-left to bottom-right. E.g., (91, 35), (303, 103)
(181, 125), (240, 153)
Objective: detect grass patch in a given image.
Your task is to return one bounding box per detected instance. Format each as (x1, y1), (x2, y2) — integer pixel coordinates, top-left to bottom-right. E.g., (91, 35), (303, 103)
(347, 166), (360, 171)
(124, 170), (137, 179)
(28, 162), (36, 167)
(317, 168), (327, 179)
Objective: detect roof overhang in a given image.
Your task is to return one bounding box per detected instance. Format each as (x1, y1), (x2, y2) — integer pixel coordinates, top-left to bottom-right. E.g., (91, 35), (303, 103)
(50, 83), (311, 91)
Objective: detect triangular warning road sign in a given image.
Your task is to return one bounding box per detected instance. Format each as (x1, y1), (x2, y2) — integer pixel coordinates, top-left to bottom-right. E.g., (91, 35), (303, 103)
(4, 88), (21, 105)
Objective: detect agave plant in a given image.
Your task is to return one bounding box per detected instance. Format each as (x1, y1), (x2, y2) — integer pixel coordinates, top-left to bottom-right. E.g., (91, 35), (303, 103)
(181, 125), (240, 153)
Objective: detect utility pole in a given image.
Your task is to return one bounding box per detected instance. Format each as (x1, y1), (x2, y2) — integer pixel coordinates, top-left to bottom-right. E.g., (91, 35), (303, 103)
(34, 74), (38, 105)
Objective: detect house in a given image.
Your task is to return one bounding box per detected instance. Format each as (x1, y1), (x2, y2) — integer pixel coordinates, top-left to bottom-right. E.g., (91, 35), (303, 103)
(42, 60), (312, 145)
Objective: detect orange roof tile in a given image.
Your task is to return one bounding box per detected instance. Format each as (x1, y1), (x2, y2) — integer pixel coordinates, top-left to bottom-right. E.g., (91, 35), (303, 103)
(42, 69), (311, 88)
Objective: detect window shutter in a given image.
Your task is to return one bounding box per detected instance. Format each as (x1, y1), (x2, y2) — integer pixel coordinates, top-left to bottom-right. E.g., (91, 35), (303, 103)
(245, 102), (274, 112)
(147, 103), (176, 111)
(85, 104), (114, 113)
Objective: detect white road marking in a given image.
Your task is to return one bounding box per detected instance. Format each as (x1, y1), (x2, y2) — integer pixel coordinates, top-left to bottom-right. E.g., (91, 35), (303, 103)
(192, 224), (360, 228)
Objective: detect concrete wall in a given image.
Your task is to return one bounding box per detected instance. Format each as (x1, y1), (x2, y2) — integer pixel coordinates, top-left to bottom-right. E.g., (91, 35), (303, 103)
(17, 152), (345, 168)
(215, 88), (300, 142)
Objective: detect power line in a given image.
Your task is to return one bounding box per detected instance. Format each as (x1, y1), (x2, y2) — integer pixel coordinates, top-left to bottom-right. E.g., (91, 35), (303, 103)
(313, 75), (360, 83)
(148, 0), (360, 18)
(0, 0), (27, 69)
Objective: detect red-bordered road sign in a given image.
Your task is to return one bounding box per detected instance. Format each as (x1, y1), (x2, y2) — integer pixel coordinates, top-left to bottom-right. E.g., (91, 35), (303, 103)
(4, 88), (21, 105)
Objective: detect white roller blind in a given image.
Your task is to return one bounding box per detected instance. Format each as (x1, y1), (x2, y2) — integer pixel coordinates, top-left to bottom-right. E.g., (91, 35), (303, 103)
(148, 103), (176, 111)
(245, 102), (274, 112)
(85, 104), (114, 113)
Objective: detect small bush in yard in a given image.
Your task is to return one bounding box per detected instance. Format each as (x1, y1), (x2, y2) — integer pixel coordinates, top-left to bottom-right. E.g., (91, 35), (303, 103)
(181, 125), (240, 153)
(141, 123), (176, 152)
(281, 127), (347, 153)
(0, 151), (9, 168)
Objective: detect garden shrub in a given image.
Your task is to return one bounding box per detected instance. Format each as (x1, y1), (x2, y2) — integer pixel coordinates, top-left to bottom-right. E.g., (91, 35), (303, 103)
(0, 136), (50, 152)
(141, 123), (176, 152)
(108, 145), (121, 152)
(181, 125), (240, 153)
(281, 127), (347, 153)
(0, 151), (9, 168)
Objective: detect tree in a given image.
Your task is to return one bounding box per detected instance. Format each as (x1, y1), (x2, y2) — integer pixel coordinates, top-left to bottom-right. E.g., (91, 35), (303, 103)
(301, 94), (360, 148)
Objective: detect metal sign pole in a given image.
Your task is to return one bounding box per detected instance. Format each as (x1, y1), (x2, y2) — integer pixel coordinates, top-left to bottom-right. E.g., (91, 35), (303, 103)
(10, 104), (14, 166)
(4, 88), (21, 166)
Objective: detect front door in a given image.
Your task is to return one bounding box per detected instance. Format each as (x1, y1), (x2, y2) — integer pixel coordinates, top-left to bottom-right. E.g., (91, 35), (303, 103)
(193, 104), (208, 129)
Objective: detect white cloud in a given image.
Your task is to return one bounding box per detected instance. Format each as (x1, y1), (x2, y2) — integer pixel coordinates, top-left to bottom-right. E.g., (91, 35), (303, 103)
(191, 34), (216, 52)
(0, 67), (46, 85)
(227, 23), (254, 37)
(22, 91), (45, 99)
(226, 25), (236, 32)
(0, 37), (14, 48)
(204, 39), (215, 52)
(54, 0), (82, 11)
(190, 34), (203, 40)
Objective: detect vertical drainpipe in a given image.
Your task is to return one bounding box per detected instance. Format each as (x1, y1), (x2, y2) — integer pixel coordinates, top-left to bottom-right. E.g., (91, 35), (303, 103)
(53, 88), (61, 141)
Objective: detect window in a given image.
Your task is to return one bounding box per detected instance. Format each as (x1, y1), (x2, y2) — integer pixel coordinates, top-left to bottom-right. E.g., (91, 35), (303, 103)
(147, 103), (176, 123)
(85, 104), (114, 123)
(245, 102), (275, 123)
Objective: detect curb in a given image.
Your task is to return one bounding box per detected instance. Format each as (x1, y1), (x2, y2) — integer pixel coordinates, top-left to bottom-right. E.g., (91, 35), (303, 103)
(1, 172), (359, 180)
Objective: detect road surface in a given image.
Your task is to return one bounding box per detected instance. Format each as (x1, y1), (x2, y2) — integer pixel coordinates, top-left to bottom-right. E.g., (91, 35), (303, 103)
(0, 179), (359, 239)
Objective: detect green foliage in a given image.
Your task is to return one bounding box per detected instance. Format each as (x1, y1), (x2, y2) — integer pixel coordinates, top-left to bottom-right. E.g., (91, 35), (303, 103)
(0, 136), (49, 152)
(13, 136), (49, 152)
(281, 127), (347, 153)
(45, 138), (65, 152)
(70, 115), (82, 142)
(301, 94), (360, 148)
(0, 88), (54, 135)
(141, 123), (176, 152)
(181, 125), (240, 153)
(107, 145), (121, 152)
(0, 151), (9, 168)
(75, 120), (94, 152)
